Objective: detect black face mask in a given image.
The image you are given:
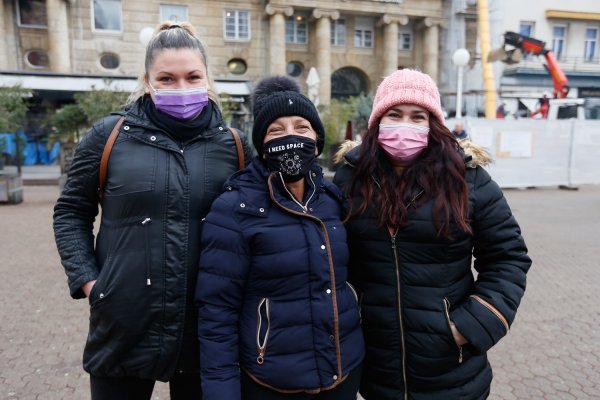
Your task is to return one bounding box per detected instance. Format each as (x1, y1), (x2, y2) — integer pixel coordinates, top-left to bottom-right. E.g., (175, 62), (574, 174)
(262, 135), (317, 182)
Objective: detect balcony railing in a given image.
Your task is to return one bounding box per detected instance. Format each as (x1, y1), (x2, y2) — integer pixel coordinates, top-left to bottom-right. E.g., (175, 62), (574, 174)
(505, 55), (600, 73)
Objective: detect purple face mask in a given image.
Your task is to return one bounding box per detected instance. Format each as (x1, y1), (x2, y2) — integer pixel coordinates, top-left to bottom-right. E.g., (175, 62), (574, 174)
(149, 84), (209, 120)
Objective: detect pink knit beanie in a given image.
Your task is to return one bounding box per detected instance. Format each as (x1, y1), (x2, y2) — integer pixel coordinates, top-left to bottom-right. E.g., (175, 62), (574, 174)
(368, 69), (445, 129)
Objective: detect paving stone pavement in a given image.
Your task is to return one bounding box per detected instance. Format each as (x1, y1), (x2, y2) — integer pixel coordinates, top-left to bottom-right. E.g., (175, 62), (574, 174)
(1, 185), (598, 399)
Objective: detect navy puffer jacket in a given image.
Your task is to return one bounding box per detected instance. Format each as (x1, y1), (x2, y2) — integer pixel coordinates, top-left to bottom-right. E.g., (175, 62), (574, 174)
(196, 158), (364, 400)
(334, 144), (531, 400)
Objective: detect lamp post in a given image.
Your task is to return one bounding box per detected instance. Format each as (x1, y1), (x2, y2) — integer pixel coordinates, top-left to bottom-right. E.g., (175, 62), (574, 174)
(452, 48), (470, 120)
(139, 27), (154, 46)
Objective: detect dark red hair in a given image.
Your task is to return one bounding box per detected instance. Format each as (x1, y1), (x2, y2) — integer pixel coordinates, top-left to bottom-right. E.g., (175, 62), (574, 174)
(347, 115), (472, 238)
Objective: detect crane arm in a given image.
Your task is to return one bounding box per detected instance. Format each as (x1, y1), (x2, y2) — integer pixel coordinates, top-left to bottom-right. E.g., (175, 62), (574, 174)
(499, 31), (570, 98)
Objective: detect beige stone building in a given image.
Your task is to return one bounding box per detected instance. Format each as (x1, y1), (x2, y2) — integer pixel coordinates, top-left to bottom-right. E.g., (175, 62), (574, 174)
(0, 0), (445, 128)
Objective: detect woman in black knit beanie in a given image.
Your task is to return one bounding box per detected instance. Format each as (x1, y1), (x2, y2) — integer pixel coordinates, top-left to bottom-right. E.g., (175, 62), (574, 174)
(196, 76), (364, 400)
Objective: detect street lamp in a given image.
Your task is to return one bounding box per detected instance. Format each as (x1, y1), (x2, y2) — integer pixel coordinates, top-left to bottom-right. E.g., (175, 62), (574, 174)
(139, 27), (154, 46)
(452, 48), (470, 120)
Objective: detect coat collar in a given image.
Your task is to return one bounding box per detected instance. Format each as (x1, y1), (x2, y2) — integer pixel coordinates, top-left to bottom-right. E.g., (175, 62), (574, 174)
(225, 158), (340, 215)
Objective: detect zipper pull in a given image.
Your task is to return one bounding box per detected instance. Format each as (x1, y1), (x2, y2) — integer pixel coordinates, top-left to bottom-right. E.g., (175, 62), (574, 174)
(142, 218), (151, 225)
(390, 235), (396, 249)
(458, 346), (463, 363)
(257, 350), (265, 365)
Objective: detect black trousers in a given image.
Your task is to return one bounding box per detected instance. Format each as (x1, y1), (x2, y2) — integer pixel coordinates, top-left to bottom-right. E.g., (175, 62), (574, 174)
(90, 371), (202, 400)
(241, 366), (362, 400)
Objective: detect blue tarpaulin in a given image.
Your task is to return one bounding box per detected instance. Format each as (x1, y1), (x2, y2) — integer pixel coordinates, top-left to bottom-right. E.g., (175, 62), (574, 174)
(0, 132), (58, 165)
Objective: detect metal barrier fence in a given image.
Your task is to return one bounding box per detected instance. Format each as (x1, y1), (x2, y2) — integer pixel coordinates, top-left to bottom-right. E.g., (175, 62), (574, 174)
(447, 118), (600, 188)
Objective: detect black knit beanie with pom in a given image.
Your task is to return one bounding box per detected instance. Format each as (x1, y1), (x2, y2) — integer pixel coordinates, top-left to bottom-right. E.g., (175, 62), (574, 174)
(251, 76), (325, 157)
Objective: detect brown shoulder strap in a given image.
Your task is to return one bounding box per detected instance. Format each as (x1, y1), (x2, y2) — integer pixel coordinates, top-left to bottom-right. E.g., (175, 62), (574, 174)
(228, 127), (245, 170)
(98, 116), (125, 203)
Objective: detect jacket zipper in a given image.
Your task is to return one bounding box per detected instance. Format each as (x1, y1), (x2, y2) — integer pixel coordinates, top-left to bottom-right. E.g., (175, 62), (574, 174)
(256, 298), (271, 365)
(390, 232), (408, 400)
(443, 297), (463, 363)
(267, 173), (344, 382)
(278, 172), (317, 213)
(142, 217), (152, 286)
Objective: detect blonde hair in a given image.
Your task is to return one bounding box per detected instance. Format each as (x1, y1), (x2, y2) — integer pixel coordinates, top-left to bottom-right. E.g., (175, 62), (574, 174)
(128, 21), (220, 106)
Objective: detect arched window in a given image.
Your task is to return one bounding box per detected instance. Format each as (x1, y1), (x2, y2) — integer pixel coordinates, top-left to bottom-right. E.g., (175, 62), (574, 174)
(331, 67), (369, 98)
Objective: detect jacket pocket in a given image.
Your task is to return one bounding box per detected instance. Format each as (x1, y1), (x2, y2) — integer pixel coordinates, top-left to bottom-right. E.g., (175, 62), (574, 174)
(443, 298), (463, 364)
(104, 139), (157, 197)
(88, 252), (114, 308)
(256, 298), (271, 365)
(470, 294), (510, 334)
(346, 282), (358, 302)
(142, 217), (152, 286)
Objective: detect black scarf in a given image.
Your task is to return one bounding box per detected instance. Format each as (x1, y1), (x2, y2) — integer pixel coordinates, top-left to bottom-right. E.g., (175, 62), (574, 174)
(142, 94), (214, 144)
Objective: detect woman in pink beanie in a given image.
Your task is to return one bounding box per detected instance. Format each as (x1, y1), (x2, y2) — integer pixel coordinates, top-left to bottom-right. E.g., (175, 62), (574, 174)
(333, 69), (531, 400)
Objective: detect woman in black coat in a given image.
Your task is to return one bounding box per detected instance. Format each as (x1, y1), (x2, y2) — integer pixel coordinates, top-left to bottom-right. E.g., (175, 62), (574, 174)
(333, 69), (532, 400)
(53, 22), (251, 400)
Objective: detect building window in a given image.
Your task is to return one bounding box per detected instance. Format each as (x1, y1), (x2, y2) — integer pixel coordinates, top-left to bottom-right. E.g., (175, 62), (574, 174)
(286, 61), (304, 77)
(24, 50), (49, 68)
(17, 0), (47, 27)
(519, 21), (534, 37)
(160, 4), (188, 23)
(286, 14), (307, 44)
(227, 58), (247, 75)
(224, 9), (250, 41)
(331, 19), (346, 46)
(92, 0), (122, 32)
(398, 30), (412, 50)
(354, 17), (374, 48)
(551, 26), (566, 60)
(518, 21), (535, 59)
(584, 28), (598, 62)
(99, 53), (120, 69)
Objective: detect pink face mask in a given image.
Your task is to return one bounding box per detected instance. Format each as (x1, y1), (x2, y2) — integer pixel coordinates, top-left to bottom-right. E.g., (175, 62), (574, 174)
(377, 122), (430, 163)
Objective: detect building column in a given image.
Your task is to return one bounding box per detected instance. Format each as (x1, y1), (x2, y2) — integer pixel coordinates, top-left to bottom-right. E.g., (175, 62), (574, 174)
(380, 14), (409, 77)
(312, 9), (339, 106)
(0, 2), (7, 69)
(47, 0), (71, 72)
(422, 17), (440, 81)
(265, 4), (293, 75)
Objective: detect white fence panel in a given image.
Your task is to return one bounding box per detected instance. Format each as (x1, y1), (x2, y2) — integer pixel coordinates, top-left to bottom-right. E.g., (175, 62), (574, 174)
(570, 120), (600, 185)
(446, 118), (600, 188)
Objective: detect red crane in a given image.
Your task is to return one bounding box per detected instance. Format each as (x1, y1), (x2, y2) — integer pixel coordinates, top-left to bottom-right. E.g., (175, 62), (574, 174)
(491, 31), (570, 99)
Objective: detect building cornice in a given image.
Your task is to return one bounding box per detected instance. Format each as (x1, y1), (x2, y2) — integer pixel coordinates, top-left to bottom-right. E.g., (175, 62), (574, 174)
(545, 10), (600, 21)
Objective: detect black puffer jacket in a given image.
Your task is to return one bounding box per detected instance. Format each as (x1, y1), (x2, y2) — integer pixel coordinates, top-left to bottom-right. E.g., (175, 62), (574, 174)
(53, 99), (252, 381)
(333, 144), (531, 400)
